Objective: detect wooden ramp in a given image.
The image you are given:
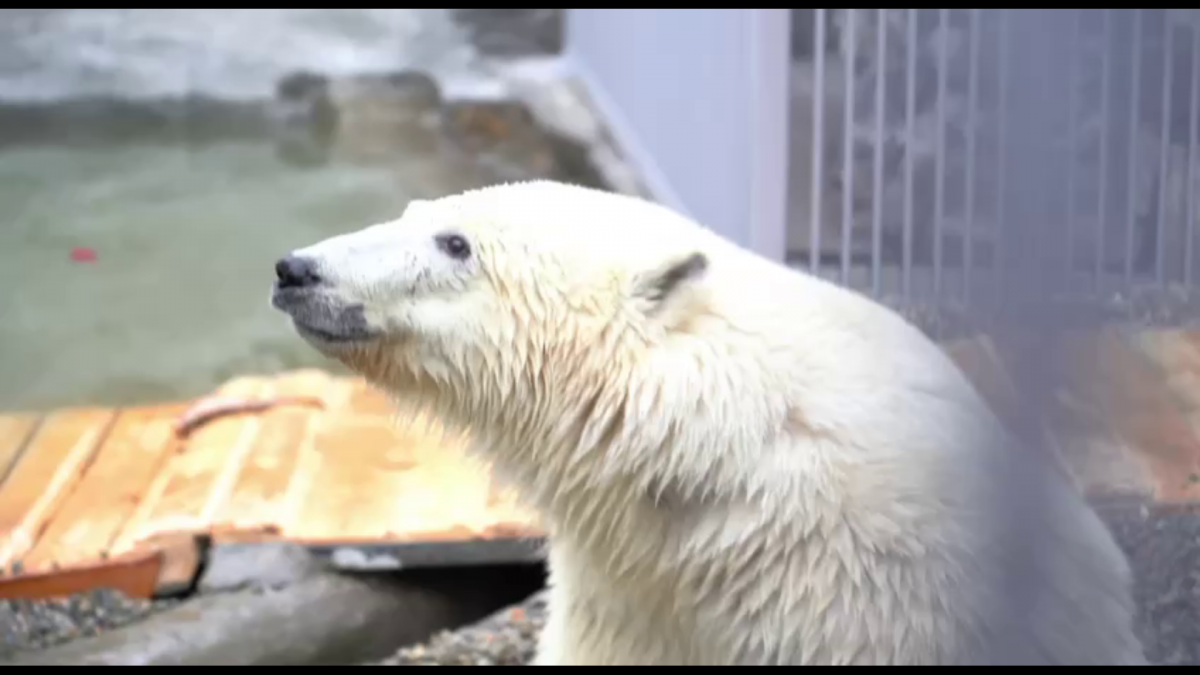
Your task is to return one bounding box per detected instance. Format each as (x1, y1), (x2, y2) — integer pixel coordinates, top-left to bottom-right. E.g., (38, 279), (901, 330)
(3, 328), (1200, 599)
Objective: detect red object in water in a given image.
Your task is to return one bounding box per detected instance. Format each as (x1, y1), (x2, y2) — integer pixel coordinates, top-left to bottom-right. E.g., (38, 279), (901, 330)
(70, 247), (97, 263)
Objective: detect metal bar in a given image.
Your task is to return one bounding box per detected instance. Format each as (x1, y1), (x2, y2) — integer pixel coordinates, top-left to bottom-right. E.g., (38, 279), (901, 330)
(1188, 26), (1200, 286)
(964, 8), (981, 302)
(810, 8), (827, 274)
(1064, 10), (1081, 290)
(1126, 9), (1142, 282)
(995, 8), (1010, 302)
(841, 9), (859, 286)
(871, 8), (888, 297)
(1157, 15), (1174, 285)
(933, 7), (949, 298)
(903, 8), (918, 298)
(1096, 8), (1112, 289)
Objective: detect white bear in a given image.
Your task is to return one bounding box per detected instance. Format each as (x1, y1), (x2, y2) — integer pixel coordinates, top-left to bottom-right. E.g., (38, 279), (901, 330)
(269, 180), (1146, 665)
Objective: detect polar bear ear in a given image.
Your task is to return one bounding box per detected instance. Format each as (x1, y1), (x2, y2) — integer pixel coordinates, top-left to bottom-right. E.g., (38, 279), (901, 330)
(632, 251), (709, 318)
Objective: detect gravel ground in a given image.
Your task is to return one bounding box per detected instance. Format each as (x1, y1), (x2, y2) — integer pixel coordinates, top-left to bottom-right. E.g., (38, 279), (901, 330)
(377, 498), (1200, 666)
(375, 590), (547, 666)
(1096, 498), (1200, 667)
(0, 589), (178, 660)
(3, 499), (1196, 666)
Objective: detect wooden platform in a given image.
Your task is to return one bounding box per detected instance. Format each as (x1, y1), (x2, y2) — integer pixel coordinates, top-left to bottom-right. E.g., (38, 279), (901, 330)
(0, 369), (540, 590)
(944, 327), (1200, 505)
(2, 328), (1200, 598)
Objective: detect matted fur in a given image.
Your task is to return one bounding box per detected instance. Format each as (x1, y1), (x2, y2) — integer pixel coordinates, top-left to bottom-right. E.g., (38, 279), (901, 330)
(274, 180), (1146, 665)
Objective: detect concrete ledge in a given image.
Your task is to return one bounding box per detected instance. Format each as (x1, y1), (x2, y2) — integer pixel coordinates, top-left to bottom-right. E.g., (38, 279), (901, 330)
(8, 565), (543, 666)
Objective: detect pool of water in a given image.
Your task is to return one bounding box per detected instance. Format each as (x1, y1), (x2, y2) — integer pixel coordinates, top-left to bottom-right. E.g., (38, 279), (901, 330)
(0, 141), (416, 411)
(0, 8), (569, 412)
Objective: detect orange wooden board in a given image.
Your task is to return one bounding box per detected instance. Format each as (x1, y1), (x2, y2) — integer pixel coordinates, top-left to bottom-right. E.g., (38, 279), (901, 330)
(21, 405), (186, 572)
(286, 411), (533, 545)
(0, 369), (541, 580)
(107, 377), (276, 556)
(4, 331), (1200, 587)
(0, 408), (117, 570)
(0, 414), (39, 482)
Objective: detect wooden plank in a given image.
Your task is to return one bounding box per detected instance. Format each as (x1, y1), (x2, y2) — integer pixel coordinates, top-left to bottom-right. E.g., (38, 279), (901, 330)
(1137, 330), (1200, 413)
(209, 370), (340, 540)
(341, 379), (396, 416)
(21, 405), (186, 573)
(0, 414), (40, 485)
(284, 413), (413, 543)
(0, 548), (162, 601)
(1076, 330), (1200, 502)
(273, 377), (373, 538)
(943, 336), (1019, 431)
(285, 411), (534, 544)
(206, 408), (313, 541)
(0, 408), (117, 570)
(1130, 331), (1200, 501)
(142, 532), (206, 596)
(109, 377), (273, 556)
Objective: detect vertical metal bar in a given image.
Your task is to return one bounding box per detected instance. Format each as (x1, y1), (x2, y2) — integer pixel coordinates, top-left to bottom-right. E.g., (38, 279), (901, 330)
(841, 9), (859, 286)
(1188, 27), (1200, 286)
(903, 8), (918, 298)
(810, 9), (827, 274)
(1157, 16), (1174, 285)
(995, 8), (1010, 302)
(1064, 10), (1081, 291)
(964, 8), (981, 302)
(871, 8), (888, 297)
(933, 7), (949, 298)
(1096, 8), (1112, 289)
(1126, 9), (1142, 282)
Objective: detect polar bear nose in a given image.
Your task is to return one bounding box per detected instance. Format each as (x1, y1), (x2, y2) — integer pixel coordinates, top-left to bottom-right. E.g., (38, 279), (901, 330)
(275, 255), (322, 289)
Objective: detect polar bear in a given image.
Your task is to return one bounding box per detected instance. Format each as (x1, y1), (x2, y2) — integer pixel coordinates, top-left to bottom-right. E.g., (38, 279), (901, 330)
(269, 180), (1145, 665)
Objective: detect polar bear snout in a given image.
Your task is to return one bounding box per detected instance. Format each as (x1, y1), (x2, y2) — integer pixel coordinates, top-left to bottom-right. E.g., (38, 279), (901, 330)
(270, 254), (381, 348)
(275, 255), (323, 289)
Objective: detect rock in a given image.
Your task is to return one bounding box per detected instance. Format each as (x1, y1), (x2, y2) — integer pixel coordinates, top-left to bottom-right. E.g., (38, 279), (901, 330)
(450, 9), (563, 59)
(197, 542), (325, 594)
(0, 96), (272, 150)
(270, 65), (612, 190)
(271, 69), (446, 166)
(499, 63), (649, 195)
(441, 99), (558, 180)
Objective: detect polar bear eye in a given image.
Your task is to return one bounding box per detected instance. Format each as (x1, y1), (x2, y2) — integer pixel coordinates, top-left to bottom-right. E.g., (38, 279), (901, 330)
(435, 232), (472, 261)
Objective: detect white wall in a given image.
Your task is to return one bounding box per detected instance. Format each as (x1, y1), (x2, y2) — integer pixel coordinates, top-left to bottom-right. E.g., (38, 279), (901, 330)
(564, 8), (790, 262)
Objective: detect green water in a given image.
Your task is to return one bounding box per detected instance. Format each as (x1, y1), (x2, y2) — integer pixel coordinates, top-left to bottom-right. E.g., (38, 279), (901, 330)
(0, 142), (417, 411)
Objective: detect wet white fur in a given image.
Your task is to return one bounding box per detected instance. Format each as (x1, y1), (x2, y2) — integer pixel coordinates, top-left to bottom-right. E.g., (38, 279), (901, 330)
(289, 181), (1145, 665)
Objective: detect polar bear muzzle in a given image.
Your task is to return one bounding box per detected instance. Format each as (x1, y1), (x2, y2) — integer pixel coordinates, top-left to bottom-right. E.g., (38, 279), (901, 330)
(270, 253), (380, 347)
